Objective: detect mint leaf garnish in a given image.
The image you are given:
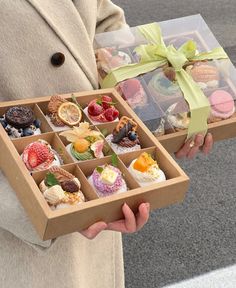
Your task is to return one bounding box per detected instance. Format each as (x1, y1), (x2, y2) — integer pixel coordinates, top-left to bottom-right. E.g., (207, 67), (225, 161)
(45, 173), (59, 187)
(96, 166), (104, 174)
(111, 153), (118, 167)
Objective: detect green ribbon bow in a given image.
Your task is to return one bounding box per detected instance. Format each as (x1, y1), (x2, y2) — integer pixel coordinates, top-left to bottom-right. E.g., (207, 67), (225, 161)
(101, 23), (228, 139)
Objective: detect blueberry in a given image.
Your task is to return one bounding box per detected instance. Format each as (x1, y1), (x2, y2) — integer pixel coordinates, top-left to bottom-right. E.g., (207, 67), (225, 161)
(5, 127), (12, 136)
(23, 127), (34, 136)
(128, 131), (137, 141)
(33, 119), (41, 128)
(0, 118), (7, 128)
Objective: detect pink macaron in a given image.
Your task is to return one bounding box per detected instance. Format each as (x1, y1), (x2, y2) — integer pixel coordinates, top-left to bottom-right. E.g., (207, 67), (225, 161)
(209, 90), (235, 120)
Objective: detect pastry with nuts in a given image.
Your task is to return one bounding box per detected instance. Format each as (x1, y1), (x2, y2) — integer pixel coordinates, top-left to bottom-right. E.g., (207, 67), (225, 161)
(46, 95), (82, 132)
(105, 116), (141, 154)
(39, 166), (85, 210)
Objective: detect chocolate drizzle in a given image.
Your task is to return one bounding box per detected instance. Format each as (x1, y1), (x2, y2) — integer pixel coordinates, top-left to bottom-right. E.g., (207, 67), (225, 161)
(118, 137), (140, 148)
(112, 116), (139, 147)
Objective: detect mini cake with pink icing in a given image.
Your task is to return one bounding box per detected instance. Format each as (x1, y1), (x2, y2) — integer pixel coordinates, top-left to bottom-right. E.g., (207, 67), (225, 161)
(116, 78), (147, 108)
(208, 90), (235, 123)
(88, 163), (127, 197)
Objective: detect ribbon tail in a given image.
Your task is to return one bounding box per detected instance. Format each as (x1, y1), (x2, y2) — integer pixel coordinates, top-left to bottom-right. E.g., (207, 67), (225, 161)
(191, 47), (228, 61)
(101, 60), (167, 88)
(176, 70), (211, 139)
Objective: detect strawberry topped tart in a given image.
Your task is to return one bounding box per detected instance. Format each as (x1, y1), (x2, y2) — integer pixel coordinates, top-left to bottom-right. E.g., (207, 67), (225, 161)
(128, 152), (166, 187)
(84, 95), (119, 124)
(116, 78), (147, 109)
(22, 139), (62, 172)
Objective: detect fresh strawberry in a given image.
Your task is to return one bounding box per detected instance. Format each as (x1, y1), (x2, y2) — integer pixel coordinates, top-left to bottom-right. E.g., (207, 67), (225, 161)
(27, 142), (51, 168)
(101, 95), (113, 109)
(104, 107), (119, 121)
(88, 100), (103, 116)
(123, 79), (141, 99)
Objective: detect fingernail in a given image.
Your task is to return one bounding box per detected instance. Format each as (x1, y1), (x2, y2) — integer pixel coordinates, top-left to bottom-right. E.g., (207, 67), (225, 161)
(145, 203), (150, 211)
(123, 203), (128, 209)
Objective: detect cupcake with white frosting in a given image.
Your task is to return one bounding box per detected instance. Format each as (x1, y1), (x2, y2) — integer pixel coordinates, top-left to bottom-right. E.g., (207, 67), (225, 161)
(128, 152), (166, 186)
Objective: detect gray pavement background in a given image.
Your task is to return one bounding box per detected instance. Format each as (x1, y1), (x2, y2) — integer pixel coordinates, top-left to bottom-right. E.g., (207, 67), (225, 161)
(113, 1), (236, 287)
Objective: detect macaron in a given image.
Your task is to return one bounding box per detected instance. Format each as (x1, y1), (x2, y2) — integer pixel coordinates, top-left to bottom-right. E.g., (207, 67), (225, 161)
(209, 90), (235, 120)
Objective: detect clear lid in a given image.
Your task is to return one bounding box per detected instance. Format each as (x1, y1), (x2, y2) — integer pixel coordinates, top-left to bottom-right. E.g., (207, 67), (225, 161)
(95, 15), (236, 136)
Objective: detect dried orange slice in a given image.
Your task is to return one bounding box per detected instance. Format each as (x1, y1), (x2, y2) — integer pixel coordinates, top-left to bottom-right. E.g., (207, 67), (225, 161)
(58, 102), (82, 126)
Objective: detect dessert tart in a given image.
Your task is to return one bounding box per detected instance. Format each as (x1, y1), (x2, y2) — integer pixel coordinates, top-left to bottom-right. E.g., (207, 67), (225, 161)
(116, 78), (147, 109)
(22, 139), (63, 172)
(96, 47), (131, 79)
(147, 71), (182, 102)
(0, 106), (41, 139)
(46, 95), (82, 132)
(39, 166), (85, 210)
(128, 152), (166, 186)
(84, 95), (119, 124)
(105, 116), (141, 154)
(60, 122), (105, 162)
(88, 162), (127, 197)
(208, 90), (235, 123)
(186, 62), (220, 90)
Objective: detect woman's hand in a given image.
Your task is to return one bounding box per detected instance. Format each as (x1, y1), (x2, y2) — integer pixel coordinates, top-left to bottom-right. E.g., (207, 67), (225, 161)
(80, 202), (150, 239)
(175, 132), (213, 159)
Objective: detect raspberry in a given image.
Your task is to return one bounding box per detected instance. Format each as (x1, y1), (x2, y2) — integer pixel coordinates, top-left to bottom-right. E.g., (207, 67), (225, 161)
(88, 100), (103, 116)
(101, 95), (113, 109)
(27, 142), (51, 168)
(123, 79), (141, 99)
(104, 107), (119, 121)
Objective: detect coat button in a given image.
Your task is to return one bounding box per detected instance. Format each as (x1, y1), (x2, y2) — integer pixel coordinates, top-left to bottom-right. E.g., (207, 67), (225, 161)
(51, 52), (65, 67)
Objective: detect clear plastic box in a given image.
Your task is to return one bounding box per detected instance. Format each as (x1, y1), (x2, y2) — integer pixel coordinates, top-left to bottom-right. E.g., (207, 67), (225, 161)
(95, 15), (236, 146)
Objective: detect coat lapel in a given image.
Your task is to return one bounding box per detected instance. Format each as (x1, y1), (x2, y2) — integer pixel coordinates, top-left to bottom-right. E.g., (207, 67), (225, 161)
(25, 0), (98, 89)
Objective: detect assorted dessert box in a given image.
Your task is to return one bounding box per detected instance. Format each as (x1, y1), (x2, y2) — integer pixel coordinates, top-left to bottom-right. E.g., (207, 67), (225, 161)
(94, 15), (236, 152)
(0, 88), (189, 240)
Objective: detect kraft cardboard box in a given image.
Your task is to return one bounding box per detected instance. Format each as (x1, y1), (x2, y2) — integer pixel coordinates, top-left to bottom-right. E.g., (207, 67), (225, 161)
(0, 88), (189, 240)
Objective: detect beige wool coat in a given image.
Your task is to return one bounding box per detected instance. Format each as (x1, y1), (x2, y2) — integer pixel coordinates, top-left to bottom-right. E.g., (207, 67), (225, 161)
(0, 1), (128, 287)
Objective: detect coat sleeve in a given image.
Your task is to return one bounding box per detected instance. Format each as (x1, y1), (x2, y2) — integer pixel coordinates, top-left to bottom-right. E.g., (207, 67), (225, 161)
(96, 0), (128, 33)
(0, 170), (53, 250)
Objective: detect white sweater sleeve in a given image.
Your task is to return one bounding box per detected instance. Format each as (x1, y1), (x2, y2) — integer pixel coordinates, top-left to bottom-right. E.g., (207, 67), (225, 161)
(96, 0), (128, 33)
(0, 170), (53, 250)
